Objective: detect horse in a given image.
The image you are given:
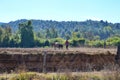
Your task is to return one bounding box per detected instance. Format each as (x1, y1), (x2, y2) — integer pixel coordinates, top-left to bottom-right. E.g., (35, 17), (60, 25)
(51, 42), (63, 50)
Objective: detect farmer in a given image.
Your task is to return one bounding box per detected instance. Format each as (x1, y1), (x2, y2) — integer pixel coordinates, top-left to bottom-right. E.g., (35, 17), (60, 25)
(65, 40), (69, 50)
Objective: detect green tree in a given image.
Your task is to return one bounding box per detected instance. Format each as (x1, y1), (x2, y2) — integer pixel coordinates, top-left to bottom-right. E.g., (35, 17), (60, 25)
(19, 20), (34, 47)
(44, 40), (50, 47)
(50, 27), (58, 38)
(72, 32), (78, 39)
(36, 32), (45, 38)
(1, 26), (12, 47)
(1, 35), (10, 47)
(0, 27), (3, 43)
(9, 32), (21, 47)
(103, 26), (113, 38)
(84, 31), (94, 40)
(45, 28), (51, 39)
(65, 33), (71, 40)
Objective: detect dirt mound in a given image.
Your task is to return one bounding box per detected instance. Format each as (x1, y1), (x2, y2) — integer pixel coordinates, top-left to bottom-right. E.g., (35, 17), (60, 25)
(0, 48), (116, 73)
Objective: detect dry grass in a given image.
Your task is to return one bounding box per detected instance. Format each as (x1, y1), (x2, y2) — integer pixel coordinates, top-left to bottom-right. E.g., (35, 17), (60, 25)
(0, 70), (120, 80)
(0, 47), (117, 55)
(0, 47), (118, 80)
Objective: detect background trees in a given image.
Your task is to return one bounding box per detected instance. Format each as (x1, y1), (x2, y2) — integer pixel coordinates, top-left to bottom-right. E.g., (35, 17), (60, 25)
(0, 19), (120, 48)
(0, 25), (12, 47)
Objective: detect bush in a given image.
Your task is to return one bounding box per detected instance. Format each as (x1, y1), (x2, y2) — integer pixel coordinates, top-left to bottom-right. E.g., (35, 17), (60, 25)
(50, 38), (65, 44)
(71, 38), (85, 47)
(10, 72), (36, 80)
(44, 40), (50, 47)
(87, 40), (105, 47)
(34, 38), (45, 47)
(106, 36), (120, 46)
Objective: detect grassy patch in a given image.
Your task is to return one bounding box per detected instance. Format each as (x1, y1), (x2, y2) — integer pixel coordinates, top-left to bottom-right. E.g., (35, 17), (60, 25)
(0, 71), (120, 80)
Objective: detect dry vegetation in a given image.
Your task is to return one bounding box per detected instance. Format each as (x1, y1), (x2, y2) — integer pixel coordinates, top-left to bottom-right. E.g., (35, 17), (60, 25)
(0, 47), (118, 80)
(0, 47), (117, 54)
(0, 70), (120, 80)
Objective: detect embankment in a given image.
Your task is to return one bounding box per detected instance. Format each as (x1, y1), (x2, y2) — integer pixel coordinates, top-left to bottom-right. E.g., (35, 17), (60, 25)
(0, 48), (116, 73)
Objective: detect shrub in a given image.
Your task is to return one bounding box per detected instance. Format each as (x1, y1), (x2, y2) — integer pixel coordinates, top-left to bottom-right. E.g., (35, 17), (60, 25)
(71, 38), (85, 47)
(10, 72), (36, 80)
(44, 40), (50, 47)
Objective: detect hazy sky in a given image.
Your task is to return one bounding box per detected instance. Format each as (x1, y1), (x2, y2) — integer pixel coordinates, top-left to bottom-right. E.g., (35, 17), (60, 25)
(0, 0), (120, 23)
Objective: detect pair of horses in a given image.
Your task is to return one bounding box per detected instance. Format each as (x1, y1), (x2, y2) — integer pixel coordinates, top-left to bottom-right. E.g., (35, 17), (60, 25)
(51, 42), (63, 49)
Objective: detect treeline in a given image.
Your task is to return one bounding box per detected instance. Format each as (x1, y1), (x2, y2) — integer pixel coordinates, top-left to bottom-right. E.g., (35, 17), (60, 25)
(2, 19), (120, 39)
(0, 20), (120, 48)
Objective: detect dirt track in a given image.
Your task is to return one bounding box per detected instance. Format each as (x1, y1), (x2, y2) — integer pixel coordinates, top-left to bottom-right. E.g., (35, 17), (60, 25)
(0, 47), (117, 54)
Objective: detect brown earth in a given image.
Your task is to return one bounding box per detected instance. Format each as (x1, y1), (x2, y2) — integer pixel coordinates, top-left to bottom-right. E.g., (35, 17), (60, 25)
(0, 47), (117, 73)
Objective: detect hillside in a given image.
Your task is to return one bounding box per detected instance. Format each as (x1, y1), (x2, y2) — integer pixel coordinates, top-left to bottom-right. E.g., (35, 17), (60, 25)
(1, 19), (120, 39)
(0, 22), (4, 25)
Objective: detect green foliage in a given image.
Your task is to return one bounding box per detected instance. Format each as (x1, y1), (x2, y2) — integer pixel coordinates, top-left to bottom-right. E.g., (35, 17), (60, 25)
(44, 40), (50, 47)
(19, 20), (34, 47)
(94, 36), (100, 40)
(71, 38), (85, 47)
(0, 26), (12, 47)
(10, 72), (36, 80)
(0, 20), (120, 48)
(106, 36), (120, 46)
(72, 32), (78, 39)
(3, 19), (120, 40)
(45, 27), (58, 39)
(65, 33), (71, 40)
(89, 40), (104, 47)
(50, 37), (65, 44)
(1, 35), (10, 47)
(50, 27), (58, 38)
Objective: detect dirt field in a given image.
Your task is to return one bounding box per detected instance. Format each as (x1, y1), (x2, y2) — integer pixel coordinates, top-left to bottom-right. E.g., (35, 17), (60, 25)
(0, 47), (117, 54)
(0, 47), (117, 73)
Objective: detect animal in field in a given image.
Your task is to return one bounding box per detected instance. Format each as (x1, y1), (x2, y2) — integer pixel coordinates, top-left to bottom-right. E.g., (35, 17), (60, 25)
(51, 42), (63, 49)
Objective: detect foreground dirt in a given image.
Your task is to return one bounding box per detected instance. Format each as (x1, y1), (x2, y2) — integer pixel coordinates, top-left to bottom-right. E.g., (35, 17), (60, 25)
(0, 47), (117, 73)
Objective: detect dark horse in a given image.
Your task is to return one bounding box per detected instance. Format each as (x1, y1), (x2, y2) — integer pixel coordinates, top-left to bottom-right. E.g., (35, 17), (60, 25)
(51, 42), (63, 49)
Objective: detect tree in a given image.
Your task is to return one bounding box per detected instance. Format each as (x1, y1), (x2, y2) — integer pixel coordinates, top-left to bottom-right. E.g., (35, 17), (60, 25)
(65, 33), (71, 40)
(72, 32), (78, 39)
(0, 27), (3, 43)
(45, 28), (51, 39)
(50, 27), (58, 38)
(45, 27), (58, 39)
(1, 35), (10, 47)
(84, 31), (94, 40)
(19, 20), (34, 47)
(103, 26), (113, 39)
(0, 26), (12, 47)
(36, 32), (45, 38)
(44, 40), (50, 47)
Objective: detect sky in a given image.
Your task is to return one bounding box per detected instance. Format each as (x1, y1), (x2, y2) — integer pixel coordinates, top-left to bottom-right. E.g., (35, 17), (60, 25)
(0, 0), (120, 23)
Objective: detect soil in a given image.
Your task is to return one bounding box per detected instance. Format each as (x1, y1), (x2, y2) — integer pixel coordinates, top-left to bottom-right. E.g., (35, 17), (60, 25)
(0, 47), (117, 73)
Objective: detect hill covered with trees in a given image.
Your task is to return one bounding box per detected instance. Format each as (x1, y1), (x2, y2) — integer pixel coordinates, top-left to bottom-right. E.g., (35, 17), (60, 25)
(0, 19), (120, 47)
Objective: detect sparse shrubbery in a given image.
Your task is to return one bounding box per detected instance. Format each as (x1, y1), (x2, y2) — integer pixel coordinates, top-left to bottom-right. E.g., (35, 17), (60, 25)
(0, 71), (120, 80)
(10, 72), (36, 80)
(1, 65), (120, 80)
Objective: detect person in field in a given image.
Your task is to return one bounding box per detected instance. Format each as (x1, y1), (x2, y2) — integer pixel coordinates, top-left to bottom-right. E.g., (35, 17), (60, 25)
(65, 40), (69, 50)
